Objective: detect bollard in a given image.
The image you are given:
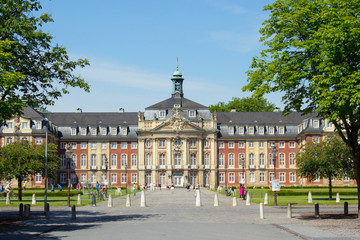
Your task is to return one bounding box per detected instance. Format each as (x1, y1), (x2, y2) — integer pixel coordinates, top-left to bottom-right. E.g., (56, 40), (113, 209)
(264, 193), (268, 205)
(77, 194), (82, 205)
(71, 205), (76, 220)
(45, 203), (50, 219)
(195, 190), (202, 207)
(232, 197), (237, 207)
(19, 203), (24, 220)
(6, 192), (11, 205)
(344, 202), (348, 216)
(126, 194), (131, 207)
(32, 193), (36, 205)
(287, 203), (292, 218)
(108, 194), (113, 207)
(246, 192), (251, 206)
(92, 193), (96, 206)
(308, 192), (313, 203)
(24, 204), (31, 218)
(260, 203), (264, 219)
(140, 191), (146, 207)
(315, 203), (320, 218)
(214, 193), (219, 207)
(336, 192), (340, 203)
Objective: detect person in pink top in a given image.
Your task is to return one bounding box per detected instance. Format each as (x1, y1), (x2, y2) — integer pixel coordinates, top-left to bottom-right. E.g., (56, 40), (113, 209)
(239, 184), (244, 198)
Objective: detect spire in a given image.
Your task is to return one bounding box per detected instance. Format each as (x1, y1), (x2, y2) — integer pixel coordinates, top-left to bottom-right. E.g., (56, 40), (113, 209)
(176, 56), (179, 70)
(171, 59), (184, 98)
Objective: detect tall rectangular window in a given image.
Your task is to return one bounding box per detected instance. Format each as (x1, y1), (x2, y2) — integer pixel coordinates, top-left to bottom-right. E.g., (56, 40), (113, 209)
(229, 173), (234, 183)
(81, 154), (87, 167)
(260, 173), (265, 182)
(228, 153), (234, 166)
(159, 139), (166, 148)
(279, 153), (285, 166)
(111, 154), (117, 167)
(159, 154), (165, 166)
(249, 173), (255, 182)
(219, 173), (224, 183)
(280, 173), (285, 182)
(131, 154), (137, 167)
(111, 174), (117, 183)
(121, 174), (126, 183)
(121, 154), (127, 166)
(131, 174), (137, 183)
(290, 172), (296, 182)
(204, 153), (210, 166)
(218, 154), (224, 166)
(289, 153), (295, 165)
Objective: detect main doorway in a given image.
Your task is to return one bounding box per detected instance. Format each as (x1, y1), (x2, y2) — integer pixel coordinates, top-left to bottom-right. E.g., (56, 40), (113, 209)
(172, 174), (183, 186)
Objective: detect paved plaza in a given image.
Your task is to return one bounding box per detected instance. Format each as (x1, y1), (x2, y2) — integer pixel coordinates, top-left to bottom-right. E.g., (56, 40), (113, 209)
(1, 188), (359, 240)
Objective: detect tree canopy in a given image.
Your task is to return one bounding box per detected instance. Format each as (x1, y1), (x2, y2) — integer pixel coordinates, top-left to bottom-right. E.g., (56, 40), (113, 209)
(296, 135), (353, 199)
(209, 96), (276, 112)
(243, 0), (360, 215)
(0, 0), (90, 125)
(0, 141), (60, 200)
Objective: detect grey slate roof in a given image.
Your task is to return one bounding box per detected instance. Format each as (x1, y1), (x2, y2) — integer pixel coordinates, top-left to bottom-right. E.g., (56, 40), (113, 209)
(146, 97), (208, 110)
(22, 107), (45, 120)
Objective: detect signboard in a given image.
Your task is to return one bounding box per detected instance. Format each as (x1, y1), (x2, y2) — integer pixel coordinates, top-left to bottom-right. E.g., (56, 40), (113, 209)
(240, 178), (246, 184)
(271, 179), (280, 191)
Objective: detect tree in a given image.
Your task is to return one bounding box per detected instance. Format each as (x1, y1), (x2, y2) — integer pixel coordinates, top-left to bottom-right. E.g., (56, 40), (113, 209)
(296, 135), (354, 200)
(0, 0), (90, 125)
(209, 96), (276, 112)
(0, 141), (60, 201)
(243, 0), (360, 215)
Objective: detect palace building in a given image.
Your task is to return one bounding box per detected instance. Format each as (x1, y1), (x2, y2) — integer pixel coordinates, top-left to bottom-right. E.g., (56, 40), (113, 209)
(0, 69), (355, 188)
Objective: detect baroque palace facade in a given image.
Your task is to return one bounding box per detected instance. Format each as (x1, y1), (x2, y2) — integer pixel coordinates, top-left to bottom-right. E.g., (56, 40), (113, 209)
(0, 69), (356, 188)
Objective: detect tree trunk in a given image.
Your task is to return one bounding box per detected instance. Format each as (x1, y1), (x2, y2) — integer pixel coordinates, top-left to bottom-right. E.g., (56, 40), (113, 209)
(17, 178), (22, 201)
(328, 177), (332, 200)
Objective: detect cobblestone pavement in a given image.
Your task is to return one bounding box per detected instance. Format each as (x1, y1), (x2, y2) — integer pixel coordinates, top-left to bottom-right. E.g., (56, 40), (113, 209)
(1, 188), (359, 240)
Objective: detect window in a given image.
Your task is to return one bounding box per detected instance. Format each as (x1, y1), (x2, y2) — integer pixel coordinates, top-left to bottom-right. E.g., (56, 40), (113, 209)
(159, 110), (166, 118)
(190, 153), (196, 166)
(112, 128), (117, 135)
(131, 154), (137, 167)
(91, 143), (97, 149)
(81, 142), (87, 149)
(313, 136), (320, 143)
(111, 174), (117, 183)
(80, 174), (86, 183)
(91, 174), (96, 183)
(6, 122), (13, 129)
(269, 127), (274, 135)
(269, 141), (275, 148)
(131, 142), (137, 149)
(121, 154), (127, 166)
(146, 154), (152, 167)
(60, 155), (66, 167)
(218, 154), (224, 166)
(159, 139), (166, 148)
(91, 128), (97, 135)
(22, 122), (28, 129)
(22, 137), (27, 141)
(91, 154), (96, 168)
(248, 141), (254, 148)
(219, 173), (224, 183)
(121, 142), (127, 149)
(238, 154), (245, 166)
(260, 173), (265, 182)
(160, 174), (166, 185)
(101, 142), (107, 149)
(228, 153), (234, 166)
(111, 142), (117, 149)
(71, 173), (77, 184)
(238, 141), (245, 148)
(269, 173), (275, 181)
(313, 120), (319, 128)
(174, 139), (181, 147)
(146, 140), (151, 148)
(279, 127), (284, 134)
(249, 127), (254, 134)
(60, 142), (66, 149)
(102, 128), (106, 135)
(159, 154), (166, 166)
(259, 154), (265, 167)
(269, 153), (274, 165)
(71, 128), (76, 135)
(289, 141), (295, 148)
(229, 173), (234, 183)
(290, 172), (296, 182)
(122, 128), (127, 135)
(204, 153), (210, 166)
(146, 174), (151, 184)
(204, 140), (209, 148)
(111, 154), (117, 167)
(81, 128), (86, 135)
(121, 174), (126, 183)
(238, 127), (244, 135)
(228, 141), (234, 148)
(71, 155), (76, 167)
(190, 139), (196, 148)
(289, 153), (295, 165)
(71, 142), (77, 149)
(279, 153), (285, 166)
(189, 110), (196, 118)
(327, 121), (333, 128)
(35, 137), (42, 144)
(228, 127), (234, 135)
(280, 173), (285, 182)
(174, 153), (181, 166)
(259, 141), (265, 148)
(249, 154), (255, 167)
(239, 173), (245, 183)
(60, 173), (66, 184)
(174, 104), (181, 108)
(279, 141), (285, 148)
(258, 127), (264, 135)
(249, 173), (255, 182)
(35, 173), (42, 183)
(131, 174), (137, 183)
(81, 154), (87, 167)
(36, 121), (41, 129)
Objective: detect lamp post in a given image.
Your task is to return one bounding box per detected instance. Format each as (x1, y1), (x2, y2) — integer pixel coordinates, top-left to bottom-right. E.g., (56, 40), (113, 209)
(125, 164), (128, 193)
(65, 145), (73, 207)
(225, 163), (228, 189)
(104, 156), (108, 193)
(44, 118), (48, 216)
(271, 144), (278, 206)
(241, 156), (245, 184)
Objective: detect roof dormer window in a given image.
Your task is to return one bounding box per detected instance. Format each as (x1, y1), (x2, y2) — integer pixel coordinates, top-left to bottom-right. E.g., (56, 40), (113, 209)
(71, 128), (76, 135)
(189, 110), (196, 118)
(102, 128), (107, 135)
(238, 127), (244, 135)
(313, 120), (319, 128)
(174, 104), (181, 108)
(159, 110), (166, 119)
(36, 121), (41, 129)
(122, 127), (127, 136)
(91, 128), (97, 135)
(279, 127), (284, 134)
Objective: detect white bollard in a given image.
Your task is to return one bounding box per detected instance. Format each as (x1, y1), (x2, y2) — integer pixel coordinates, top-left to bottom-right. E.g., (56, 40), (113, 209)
(195, 190), (202, 207)
(126, 194), (131, 207)
(246, 192), (251, 206)
(308, 192), (313, 203)
(264, 193), (268, 205)
(214, 193), (219, 207)
(6, 192), (11, 205)
(140, 191), (146, 207)
(260, 203), (264, 219)
(232, 197), (237, 207)
(77, 194), (82, 205)
(336, 192), (340, 203)
(32, 193), (36, 205)
(287, 203), (292, 218)
(108, 194), (113, 207)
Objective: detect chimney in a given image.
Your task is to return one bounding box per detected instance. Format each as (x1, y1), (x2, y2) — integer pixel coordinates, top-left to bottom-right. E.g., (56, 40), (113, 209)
(119, 108), (125, 113)
(77, 108), (82, 113)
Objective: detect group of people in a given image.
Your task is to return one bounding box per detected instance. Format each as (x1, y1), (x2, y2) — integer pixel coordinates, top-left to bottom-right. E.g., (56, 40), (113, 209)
(224, 184), (245, 198)
(96, 182), (108, 198)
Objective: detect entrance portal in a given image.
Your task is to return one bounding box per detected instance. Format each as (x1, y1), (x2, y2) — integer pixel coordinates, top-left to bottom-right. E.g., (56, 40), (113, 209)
(172, 174), (183, 187)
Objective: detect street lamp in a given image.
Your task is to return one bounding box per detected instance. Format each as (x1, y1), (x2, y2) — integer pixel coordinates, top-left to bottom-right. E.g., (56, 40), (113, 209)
(225, 163), (228, 190)
(241, 156), (245, 184)
(271, 144), (278, 206)
(44, 118), (48, 216)
(65, 144), (73, 207)
(125, 164), (128, 193)
(104, 156), (108, 195)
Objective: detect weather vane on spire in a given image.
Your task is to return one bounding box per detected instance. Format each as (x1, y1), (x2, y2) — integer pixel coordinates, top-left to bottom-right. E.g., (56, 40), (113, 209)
(176, 56), (179, 70)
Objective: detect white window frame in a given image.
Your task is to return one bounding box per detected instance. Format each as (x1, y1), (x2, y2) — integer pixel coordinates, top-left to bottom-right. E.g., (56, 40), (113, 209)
(146, 140), (151, 148)
(81, 142), (87, 149)
(102, 128), (107, 135)
(81, 154), (87, 167)
(248, 141), (254, 148)
(81, 128), (86, 135)
(269, 127), (274, 135)
(121, 154), (127, 167)
(238, 141), (245, 148)
(131, 154), (137, 167)
(111, 154), (117, 167)
(91, 174), (96, 183)
(159, 110), (166, 118)
(279, 127), (284, 134)
(228, 153), (234, 166)
(289, 141), (295, 148)
(189, 110), (196, 118)
(289, 153), (295, 165)
(60, 173), (66, 184)
(219, 173), (224, 183)
(35, 137), (42, 144)
(35, 173), (42, 183)
(101, 142), (107, 149)
(111, 174), (117, 183)
(112, 127), (117, 135)
(121, 174), (126, 183)
(71, 128), (76, 135)
(280, 173), (285, 182)
(131, 174), (137, 183)
(22, 122), (28, 129)
(111, 142), (117, 149)
(91, 143), (97, 149)
(259, 141), (265, 148)
(204, 140), (209, 148)
(159, 139), (166, 148)
(131, 142), (137, 149)
(121, 142), (127, 149)
(228, 127), (234, 135)
(249, 173), (255, 183)
(290, 172), (296, 182)
(249, 127), (254, 135)
(218, 154), (224, 166)
(313, 120), (319, 128)
(260, 172), (265, 182)
(218, 141), (224, 148)
(238, 127), (244, 135)
(190, 139), (196, 148)
(258, 127), (264, 135)
(279, 141), (285, 148)
(279, 153), (285, 166)
(229, 173), (235, 183)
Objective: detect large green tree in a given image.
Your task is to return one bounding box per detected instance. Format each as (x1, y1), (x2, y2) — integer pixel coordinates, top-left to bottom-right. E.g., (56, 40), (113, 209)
(243, 0), (360, 215)
(296, 135), (354, 200)
(0, 141), (60, 201)
(0, 0), (90, 125)
(209, 96), (276, 112)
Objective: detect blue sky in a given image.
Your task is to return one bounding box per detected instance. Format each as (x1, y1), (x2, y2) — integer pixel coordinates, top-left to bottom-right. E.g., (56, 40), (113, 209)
(40, 0), (281, 113)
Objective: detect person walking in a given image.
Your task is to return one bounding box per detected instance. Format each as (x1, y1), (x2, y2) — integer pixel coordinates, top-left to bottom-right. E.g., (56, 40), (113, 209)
(239, 184), (244, 199)
(58, 184), (62, 191)
(51, 184), (55, 192)
(170, 184), (175, 194)
(133, 184), (137, 196)
(96, 182), (100, 198)
(22, 182), (26, 191)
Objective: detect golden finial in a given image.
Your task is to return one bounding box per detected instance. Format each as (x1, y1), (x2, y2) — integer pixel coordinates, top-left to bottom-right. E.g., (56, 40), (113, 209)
(176, 56), (179, 70)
